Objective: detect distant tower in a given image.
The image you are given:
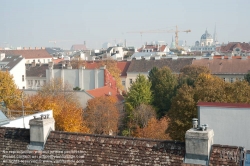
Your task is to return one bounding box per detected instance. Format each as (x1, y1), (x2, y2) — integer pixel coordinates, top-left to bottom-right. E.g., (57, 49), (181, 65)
(170, 36), (176, 49)
(213, 24), (218, 45)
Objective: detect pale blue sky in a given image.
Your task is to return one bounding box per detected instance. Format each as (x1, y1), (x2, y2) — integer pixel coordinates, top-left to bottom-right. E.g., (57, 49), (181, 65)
(1, 0), (249, 49)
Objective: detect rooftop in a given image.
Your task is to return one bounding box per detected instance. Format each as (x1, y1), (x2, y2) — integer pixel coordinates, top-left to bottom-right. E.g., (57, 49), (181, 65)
(198, 102), (250, 108)
(0, 127), (245, 165)
(0, 49), (52, 59)
(87, 86), (124, 102)
(127, 58), (194, 73)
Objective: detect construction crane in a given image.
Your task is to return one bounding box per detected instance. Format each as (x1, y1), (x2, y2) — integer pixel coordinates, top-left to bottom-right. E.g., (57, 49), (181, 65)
(127, 26), (191, 49)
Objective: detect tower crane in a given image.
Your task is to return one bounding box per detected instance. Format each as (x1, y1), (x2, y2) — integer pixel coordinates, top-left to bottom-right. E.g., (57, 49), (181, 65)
(127, 26), (191, 49)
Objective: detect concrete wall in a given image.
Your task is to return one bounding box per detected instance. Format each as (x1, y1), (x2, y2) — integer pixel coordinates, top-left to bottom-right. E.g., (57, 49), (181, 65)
(198, 106), (250, 150)
(46, 68), (105, 91)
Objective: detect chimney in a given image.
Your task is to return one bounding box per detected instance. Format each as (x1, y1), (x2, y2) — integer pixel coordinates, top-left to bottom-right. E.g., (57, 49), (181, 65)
(27, 114), (55, 150)
(32, 61), (36, 67)
(0, 53), (5, 61)
(184, 119), (214, 165)
(67, 61), (72, 69)
(48, 61), (54, 68)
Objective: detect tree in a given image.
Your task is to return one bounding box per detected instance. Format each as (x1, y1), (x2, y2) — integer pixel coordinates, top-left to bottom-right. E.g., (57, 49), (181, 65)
(133, 104), (156, 128)
(179, 65), (211, 87)
(70, 58), (86, 69)
(38, 78), (77, 102)
(85, 96), (119, 135)
(125, 74), (152, 108)
(10, 93), (89, 133)
(134, 117), (170, 140)
(148, 67), (159, 90)
(150, 67), (178, 117)
(224, 80), (250, 103)
(167, 73), (250, 141)
(244, 72), (250, 83)
(0, 71), (21, 108)
(167, 84), (196, 141)
(123, 74), (152, 136)
(99, 58), (123, 90)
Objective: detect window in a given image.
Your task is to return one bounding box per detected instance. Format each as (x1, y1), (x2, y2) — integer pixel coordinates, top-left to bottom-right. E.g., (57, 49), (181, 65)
(230, 78), (234, 83)
(122, 81), (125, 86)
(129, 79), (133, 84)
(37, 80), (40, 87)
(22, 75), (24, 82)
(223, 78), (226, 82)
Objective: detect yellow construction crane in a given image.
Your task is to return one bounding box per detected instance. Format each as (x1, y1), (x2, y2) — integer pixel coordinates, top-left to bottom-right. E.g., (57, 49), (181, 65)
(127, 26), (191, 49)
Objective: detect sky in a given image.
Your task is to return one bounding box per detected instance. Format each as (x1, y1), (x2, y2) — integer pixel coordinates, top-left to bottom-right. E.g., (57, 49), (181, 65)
(0, 0), (250, 50)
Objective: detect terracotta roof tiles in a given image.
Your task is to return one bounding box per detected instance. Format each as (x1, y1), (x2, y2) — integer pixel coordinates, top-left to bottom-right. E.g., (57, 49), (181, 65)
(127, 58), (194, 73)
(0, 49), (52, 59)
(219, 42), (250, 52)
(87, 86), (124, 102)
(192, 58), (250, 74)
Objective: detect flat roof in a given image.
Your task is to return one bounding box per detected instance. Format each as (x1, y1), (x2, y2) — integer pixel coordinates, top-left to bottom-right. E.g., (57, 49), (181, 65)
(197, 102), (250, 108)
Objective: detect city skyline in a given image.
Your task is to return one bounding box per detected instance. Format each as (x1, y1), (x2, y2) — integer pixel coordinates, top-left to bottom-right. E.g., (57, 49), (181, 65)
(1, 0), (249, 49)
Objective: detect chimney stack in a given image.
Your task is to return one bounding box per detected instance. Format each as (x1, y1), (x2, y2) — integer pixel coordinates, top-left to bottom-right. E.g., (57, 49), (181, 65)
(32, 61), (36, 67)
(0, 53), (5, 61)
(27, 114), (55, 151)
(184, 119), (214, 165)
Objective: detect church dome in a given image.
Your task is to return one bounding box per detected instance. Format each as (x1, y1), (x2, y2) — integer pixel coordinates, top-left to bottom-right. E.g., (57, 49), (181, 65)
(201, 30), (213, 40)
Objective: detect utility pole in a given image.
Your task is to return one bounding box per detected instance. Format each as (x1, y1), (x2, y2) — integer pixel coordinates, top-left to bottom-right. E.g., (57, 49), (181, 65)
(21, 91), (25, 128)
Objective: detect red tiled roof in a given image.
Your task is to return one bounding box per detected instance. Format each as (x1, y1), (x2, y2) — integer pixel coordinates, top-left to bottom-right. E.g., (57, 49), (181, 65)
(87, 86), (124, 102)
(117, 61), (131, 76)
(219, 42), (250, 52)
(192, 58), (250, 74)
(0, 49), (52, 59)
(52, 58), (64, 64)
(84, 61), (101, 69)
(197, 102), (250, 108)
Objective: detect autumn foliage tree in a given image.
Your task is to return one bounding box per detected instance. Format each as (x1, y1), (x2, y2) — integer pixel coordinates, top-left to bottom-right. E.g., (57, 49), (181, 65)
(134, 117), (170, 140)
(85, 96), (119, 135)
(0, 71), (21, 108)
(167, 73), (250, 141)
(9, 78), (89, 133)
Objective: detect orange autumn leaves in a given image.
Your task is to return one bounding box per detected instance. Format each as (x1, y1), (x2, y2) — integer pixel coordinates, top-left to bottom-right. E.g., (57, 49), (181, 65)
(85, 96), (119, 135)
(11, 93), (89, 133)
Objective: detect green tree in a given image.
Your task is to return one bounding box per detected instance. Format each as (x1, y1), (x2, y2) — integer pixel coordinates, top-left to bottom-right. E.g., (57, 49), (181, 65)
(0, 71), (20, 108)
(148, 67), (159, 90)
(125, 74), (152, 108)
(123, 74), (152, 136)
(244, 72), (250, 83)
(151, 67), (178, 117)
